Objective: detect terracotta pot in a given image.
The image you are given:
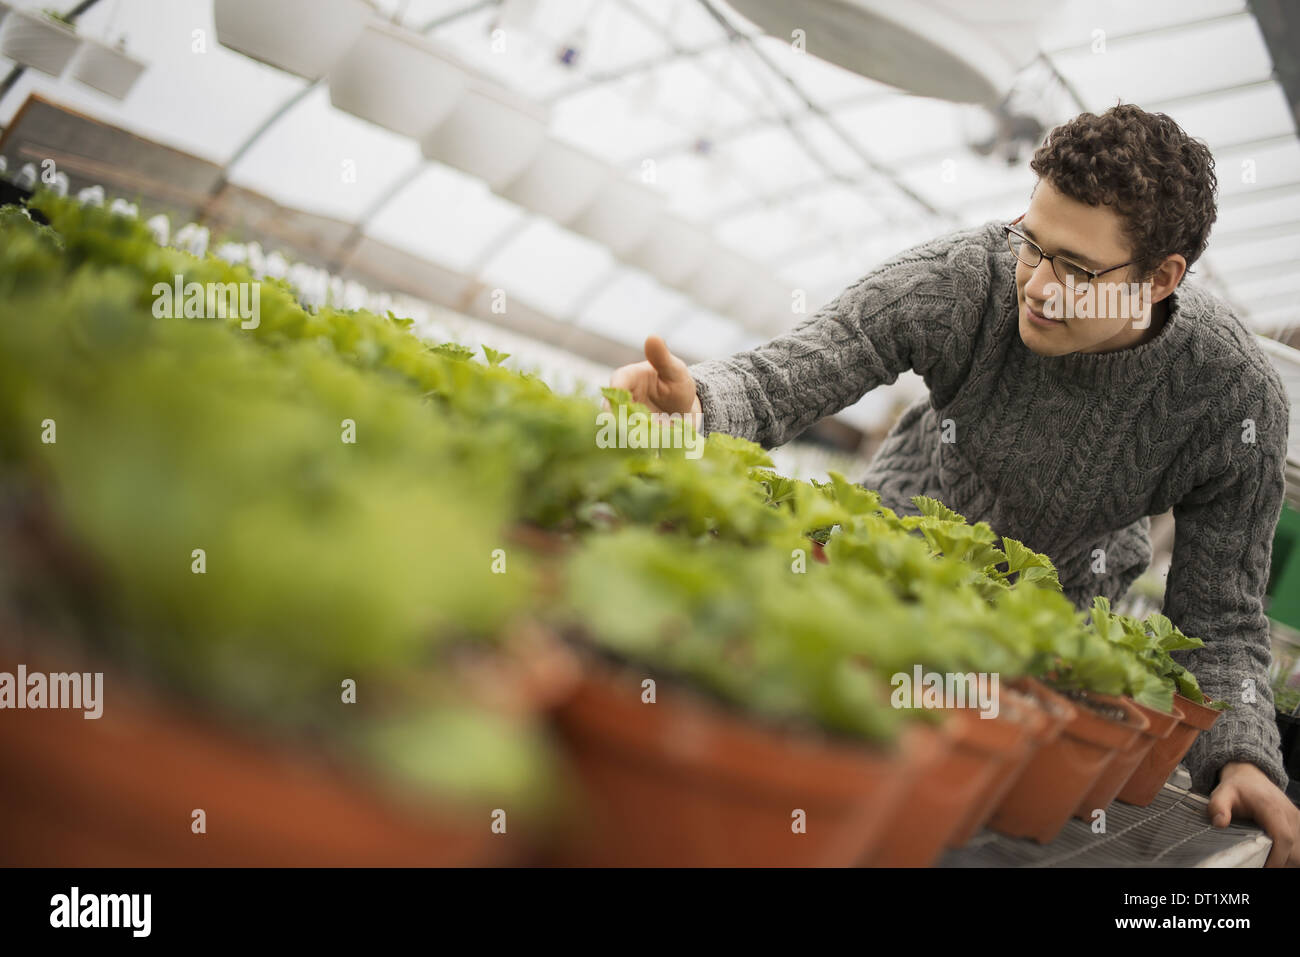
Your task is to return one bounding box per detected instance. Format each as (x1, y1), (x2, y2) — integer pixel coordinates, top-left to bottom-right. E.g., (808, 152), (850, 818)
(988, 679), (1148, 844)
(550, 661), (945, 866)
(947, 685), (1059, 848)
(1117, 693), (1223, 806)
(810, 539), (829, 564)
(1074, 698), (1183, 820)
(864, 688), (1039, 866)
(0, 647), (515, 866)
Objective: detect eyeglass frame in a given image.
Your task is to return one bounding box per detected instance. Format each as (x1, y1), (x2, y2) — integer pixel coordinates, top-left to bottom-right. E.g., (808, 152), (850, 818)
(1003, 213), (1139, 287)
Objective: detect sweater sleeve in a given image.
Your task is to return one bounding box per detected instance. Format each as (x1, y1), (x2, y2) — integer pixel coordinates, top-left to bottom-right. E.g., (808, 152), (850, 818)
(1164, 382), (1291, 795)
(686, 223), (996, 447)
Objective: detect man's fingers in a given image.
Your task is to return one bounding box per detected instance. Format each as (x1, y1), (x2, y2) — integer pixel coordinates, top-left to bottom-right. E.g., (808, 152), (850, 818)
(610, 360), (654, 397)
(1257, 801), (1298, 867)
(644, 335), (684, 383)
(1207, 784), (1237, 828)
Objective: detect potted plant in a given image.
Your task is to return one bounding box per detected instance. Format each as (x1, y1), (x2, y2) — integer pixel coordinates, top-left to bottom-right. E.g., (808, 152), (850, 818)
(66, 35), (146, 100)
(1076, 696), (1183, 818)
(0, 7), (80, 77)
(327, 18), (468, 140)
(546, 526), (970, 866)
(988, 677), (1147, 843)
(550, 648), (945, 867)
(0, 640), (542, 866)
(213, 0), (373, 81)
(0, 198), (580, 865)
(864, 687), (1045, 866)
(947, 683), (1064, 847)
(419, 79), (549, 192)
(1075, 598), (1231, 807)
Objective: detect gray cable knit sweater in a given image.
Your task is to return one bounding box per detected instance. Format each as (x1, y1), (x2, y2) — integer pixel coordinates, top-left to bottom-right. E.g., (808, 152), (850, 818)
(688, 219), (1291, 795)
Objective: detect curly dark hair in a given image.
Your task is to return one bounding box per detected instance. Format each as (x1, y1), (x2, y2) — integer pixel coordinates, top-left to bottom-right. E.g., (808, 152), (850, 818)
(1029, 103), (1217, 280)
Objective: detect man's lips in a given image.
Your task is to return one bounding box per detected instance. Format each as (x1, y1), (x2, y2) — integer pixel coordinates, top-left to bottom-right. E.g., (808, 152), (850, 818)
(1025, 301), (1064, 326)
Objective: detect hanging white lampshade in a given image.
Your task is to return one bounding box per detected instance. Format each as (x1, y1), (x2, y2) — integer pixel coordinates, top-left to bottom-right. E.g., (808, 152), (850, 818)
(571, 175), (664, 258)
(214, 0), (372, 81)
(498, 138), (611, 226)
(67, 38), (146, 99)
(328, 19), (468, 140)
(0, 8), (79, 77)
(419, 80), (548, 191)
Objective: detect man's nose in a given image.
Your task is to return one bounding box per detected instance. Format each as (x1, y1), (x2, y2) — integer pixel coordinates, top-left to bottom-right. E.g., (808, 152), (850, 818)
(1023, 258), (1057, 302)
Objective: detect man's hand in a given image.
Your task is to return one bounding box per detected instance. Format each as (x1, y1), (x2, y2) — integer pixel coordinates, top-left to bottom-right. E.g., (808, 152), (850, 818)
(1207, 761), (1299, 866)
(609, 336), (702, 418)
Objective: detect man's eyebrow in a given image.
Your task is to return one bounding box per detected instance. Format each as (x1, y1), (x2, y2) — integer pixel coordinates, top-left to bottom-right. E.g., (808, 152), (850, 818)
(1019, 223), (1101, 269)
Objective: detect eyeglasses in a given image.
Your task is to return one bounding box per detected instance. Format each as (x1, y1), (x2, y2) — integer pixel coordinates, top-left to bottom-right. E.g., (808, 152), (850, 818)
(1003, 214), (1136, 288)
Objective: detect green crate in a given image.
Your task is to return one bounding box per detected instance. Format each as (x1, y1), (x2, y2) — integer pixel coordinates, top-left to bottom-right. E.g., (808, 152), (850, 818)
(1268, 503), (1300, 631)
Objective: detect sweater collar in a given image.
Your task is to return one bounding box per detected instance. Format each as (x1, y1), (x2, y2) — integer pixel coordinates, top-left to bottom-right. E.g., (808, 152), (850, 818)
(1015, 283), (1196, 389)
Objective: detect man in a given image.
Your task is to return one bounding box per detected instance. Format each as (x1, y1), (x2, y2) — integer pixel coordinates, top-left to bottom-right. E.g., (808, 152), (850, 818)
(611, 104), (1299, 866)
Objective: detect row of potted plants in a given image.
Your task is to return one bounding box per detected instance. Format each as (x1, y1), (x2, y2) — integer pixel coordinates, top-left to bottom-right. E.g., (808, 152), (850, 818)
(535, 521), (1225, 865)
(0, 189), (1229, 865)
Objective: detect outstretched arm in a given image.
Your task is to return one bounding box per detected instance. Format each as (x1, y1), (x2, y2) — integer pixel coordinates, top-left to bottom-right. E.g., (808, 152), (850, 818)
(687, 224), (996, 447)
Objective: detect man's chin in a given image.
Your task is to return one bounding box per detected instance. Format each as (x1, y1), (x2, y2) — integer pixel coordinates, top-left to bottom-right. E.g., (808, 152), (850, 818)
(1017, 319), (1073, 357)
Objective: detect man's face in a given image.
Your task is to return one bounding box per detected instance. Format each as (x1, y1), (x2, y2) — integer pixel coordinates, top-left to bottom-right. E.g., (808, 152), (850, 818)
(1013, 179), (1153, 356)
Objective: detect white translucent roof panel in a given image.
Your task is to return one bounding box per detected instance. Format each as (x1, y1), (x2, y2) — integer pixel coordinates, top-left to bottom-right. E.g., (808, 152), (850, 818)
(428, 3), (580, 101)
(545, 0), (673, 75)
(1158, 83), (1296, 149)
(1204, 235), (1300, 275)
(228, 87), (422, 223)
(785, 113), (877, 180)
(715, 204), (815, 263)
(653, 151), (758, 222)
(552, 84), (691, 165)
(1048, 15), (1271, 109)
(478, 217), (615, 319)
(723, 123), (828, 199)
(364, 163), (526, 275)
(662, 309), (744, 359)
(689, 43), (803, 117)
(1039, 0), (1248, 52)
(620, 0), (735, 51)
(1214, 193), (1300, 234)
(0, 0), (305, 162)
(640, 54), (764, 129)
(898, 155), (1035, 215)
(574, 268), (695, 347)
(1227, 274), (1300, 302)
(779, 220), (942, 293)
(1215, 141), (1300, 199)
(832, 97), (987, 170)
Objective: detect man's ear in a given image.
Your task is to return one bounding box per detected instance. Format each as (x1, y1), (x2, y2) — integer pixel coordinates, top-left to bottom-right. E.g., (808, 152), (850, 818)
(1150, 254), (1188, 303)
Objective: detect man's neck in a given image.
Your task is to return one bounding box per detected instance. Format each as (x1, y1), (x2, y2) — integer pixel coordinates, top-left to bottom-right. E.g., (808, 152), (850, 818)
(1135, 296), (1170, 346)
